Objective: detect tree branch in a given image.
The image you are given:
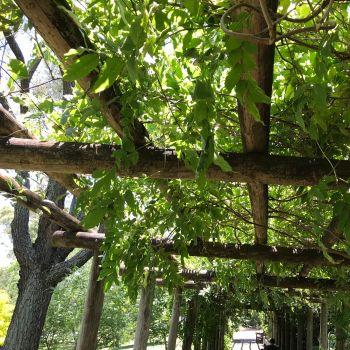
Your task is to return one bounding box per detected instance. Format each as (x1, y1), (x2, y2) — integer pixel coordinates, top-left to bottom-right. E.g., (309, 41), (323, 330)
(10, 171), (35, 267)
(47, 249), (93, 285)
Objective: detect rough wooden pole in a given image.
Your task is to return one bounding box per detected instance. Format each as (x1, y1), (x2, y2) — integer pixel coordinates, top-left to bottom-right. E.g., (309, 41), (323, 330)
(167, 288), (182, 350)
(297, 309), (304, 350)
(76, 251), (105, 350)
(306, 307), (314, 350)
(290, 312), (297, 350)
(336, 324), (346, 350)
(272, 311), (278, 340)
(133, 273), (156, 350)
(320, 302), (329, 350)
(182, 296), (198, 350)
(285, 310), (291, 350)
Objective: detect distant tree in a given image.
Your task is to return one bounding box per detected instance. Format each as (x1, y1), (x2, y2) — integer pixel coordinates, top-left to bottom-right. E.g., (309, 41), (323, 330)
(0, 290), (13, 346)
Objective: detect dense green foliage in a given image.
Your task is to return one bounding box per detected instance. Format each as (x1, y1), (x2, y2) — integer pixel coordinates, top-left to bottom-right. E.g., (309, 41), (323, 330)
(2, 0), (350, 327)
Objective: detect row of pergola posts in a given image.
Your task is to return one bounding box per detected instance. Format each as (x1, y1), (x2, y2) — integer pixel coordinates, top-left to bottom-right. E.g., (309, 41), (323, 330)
(270, 302), (344, 350)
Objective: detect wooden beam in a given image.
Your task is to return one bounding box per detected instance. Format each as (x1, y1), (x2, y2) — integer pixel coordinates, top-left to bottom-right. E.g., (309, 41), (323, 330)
(13, 0), (147, 145)
(0, 107), (81, 195)
(133, 273), (155, 350)
(52, 232), (350, 267)
(2, 138), (350, 186)
(76, 251), (105, 350)
(261, 275), (350, 292)
(300, 217), (342, 277)
(167, 288), (182, 350)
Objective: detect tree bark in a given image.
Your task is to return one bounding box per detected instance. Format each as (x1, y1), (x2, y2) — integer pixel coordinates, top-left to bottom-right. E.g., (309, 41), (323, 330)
(133, 273), (156, 350)
(167, 288), (182, 350)
(320, 302), (328, 350)
(3, 269), (54, 350)
(76, 252), (105, 350)
(306, 307), (313, 350)
(2, 137), (350, 186)
(182, 296), (198, 350)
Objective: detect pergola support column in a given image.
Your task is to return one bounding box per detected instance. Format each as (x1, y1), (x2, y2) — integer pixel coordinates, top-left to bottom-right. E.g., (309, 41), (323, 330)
(320, 302), (329, 350)
(306, 307), (314, 350)
(167, 288), (182, 350)
(182, 296), (198, 350)
(296, 308), (304, 350)
(76, 251), (105, 350)
(133, 273), (156, 350)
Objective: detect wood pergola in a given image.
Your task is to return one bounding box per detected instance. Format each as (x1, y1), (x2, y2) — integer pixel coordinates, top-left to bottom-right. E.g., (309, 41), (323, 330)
(1, 1), (348, 350)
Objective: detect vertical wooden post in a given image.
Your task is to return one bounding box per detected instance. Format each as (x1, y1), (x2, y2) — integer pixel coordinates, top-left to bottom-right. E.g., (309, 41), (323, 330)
(320, 302), (329, 350)
(290, 312), (296, 350)
(297, 309), (304, 350)
(182, 296), (198, 350)
(280, 314), (285, 350)
(167, 288), (182, 350)
(272, 311), (278, 341)
(306, 307), (314, 350)
(285, 310), (291, 350)
(133, 273), (156, 350)
(76, 251), (105, 350)
(336, 324), (346, 350)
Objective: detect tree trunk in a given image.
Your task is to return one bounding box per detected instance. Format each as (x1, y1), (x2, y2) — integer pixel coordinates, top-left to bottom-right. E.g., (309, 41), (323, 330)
(182, 296), (198, 350)
(76, 252), (105, 350)
(133, 273), (155, 350)
(3, 270), (53, 350)
(320, 302), (328, 350)
(167, 288), (182, 350)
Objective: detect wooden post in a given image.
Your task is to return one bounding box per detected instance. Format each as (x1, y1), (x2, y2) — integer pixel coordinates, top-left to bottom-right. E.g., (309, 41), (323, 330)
(290, 312), (296, 350)
(76, 251), (105, 350)
(285, 310), (291, 350)
(279, 314), (285, 350)
(133, 273), (156, 350)
(182, 296), (198, 350)
(297, 309), (304, 350)
(167, 288), (182, 350)
(272, 311), (278, 341)
(320, 302), (329, 350)
(336, 324), (346, 350)
(306, 307), (314, 350)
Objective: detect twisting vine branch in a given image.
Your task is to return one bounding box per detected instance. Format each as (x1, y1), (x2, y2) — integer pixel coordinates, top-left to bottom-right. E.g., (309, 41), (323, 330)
(220, 1), (337, 46)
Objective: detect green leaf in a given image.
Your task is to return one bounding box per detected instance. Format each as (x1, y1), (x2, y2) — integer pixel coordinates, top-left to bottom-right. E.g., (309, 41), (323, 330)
(63, 53), (99, 82)
(183, 0), (199, 16)
(8, 59), (28, 80)
(83, 206), (107, 228)
(92, 56), (123, 93)
(213, 154), (232, 172)
(225, 65), (243, 92)
(124, 189), (136, 209)
(193, 80), (214, 101)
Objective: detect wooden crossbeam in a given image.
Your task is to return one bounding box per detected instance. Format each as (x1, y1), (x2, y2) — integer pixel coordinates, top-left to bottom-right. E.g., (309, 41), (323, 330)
(0, 107), (81, 195)
(51, 231), (350, 267)
(261, 275), (349, 292)
(1, 138), (349, 186)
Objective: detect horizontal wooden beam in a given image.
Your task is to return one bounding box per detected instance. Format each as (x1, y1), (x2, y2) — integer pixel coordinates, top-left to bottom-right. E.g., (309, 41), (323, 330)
(51, 231), (350, 267)
(261, 275), (350, 292)
(1, 138), (350, 186)
(0, 107), (81, 195)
